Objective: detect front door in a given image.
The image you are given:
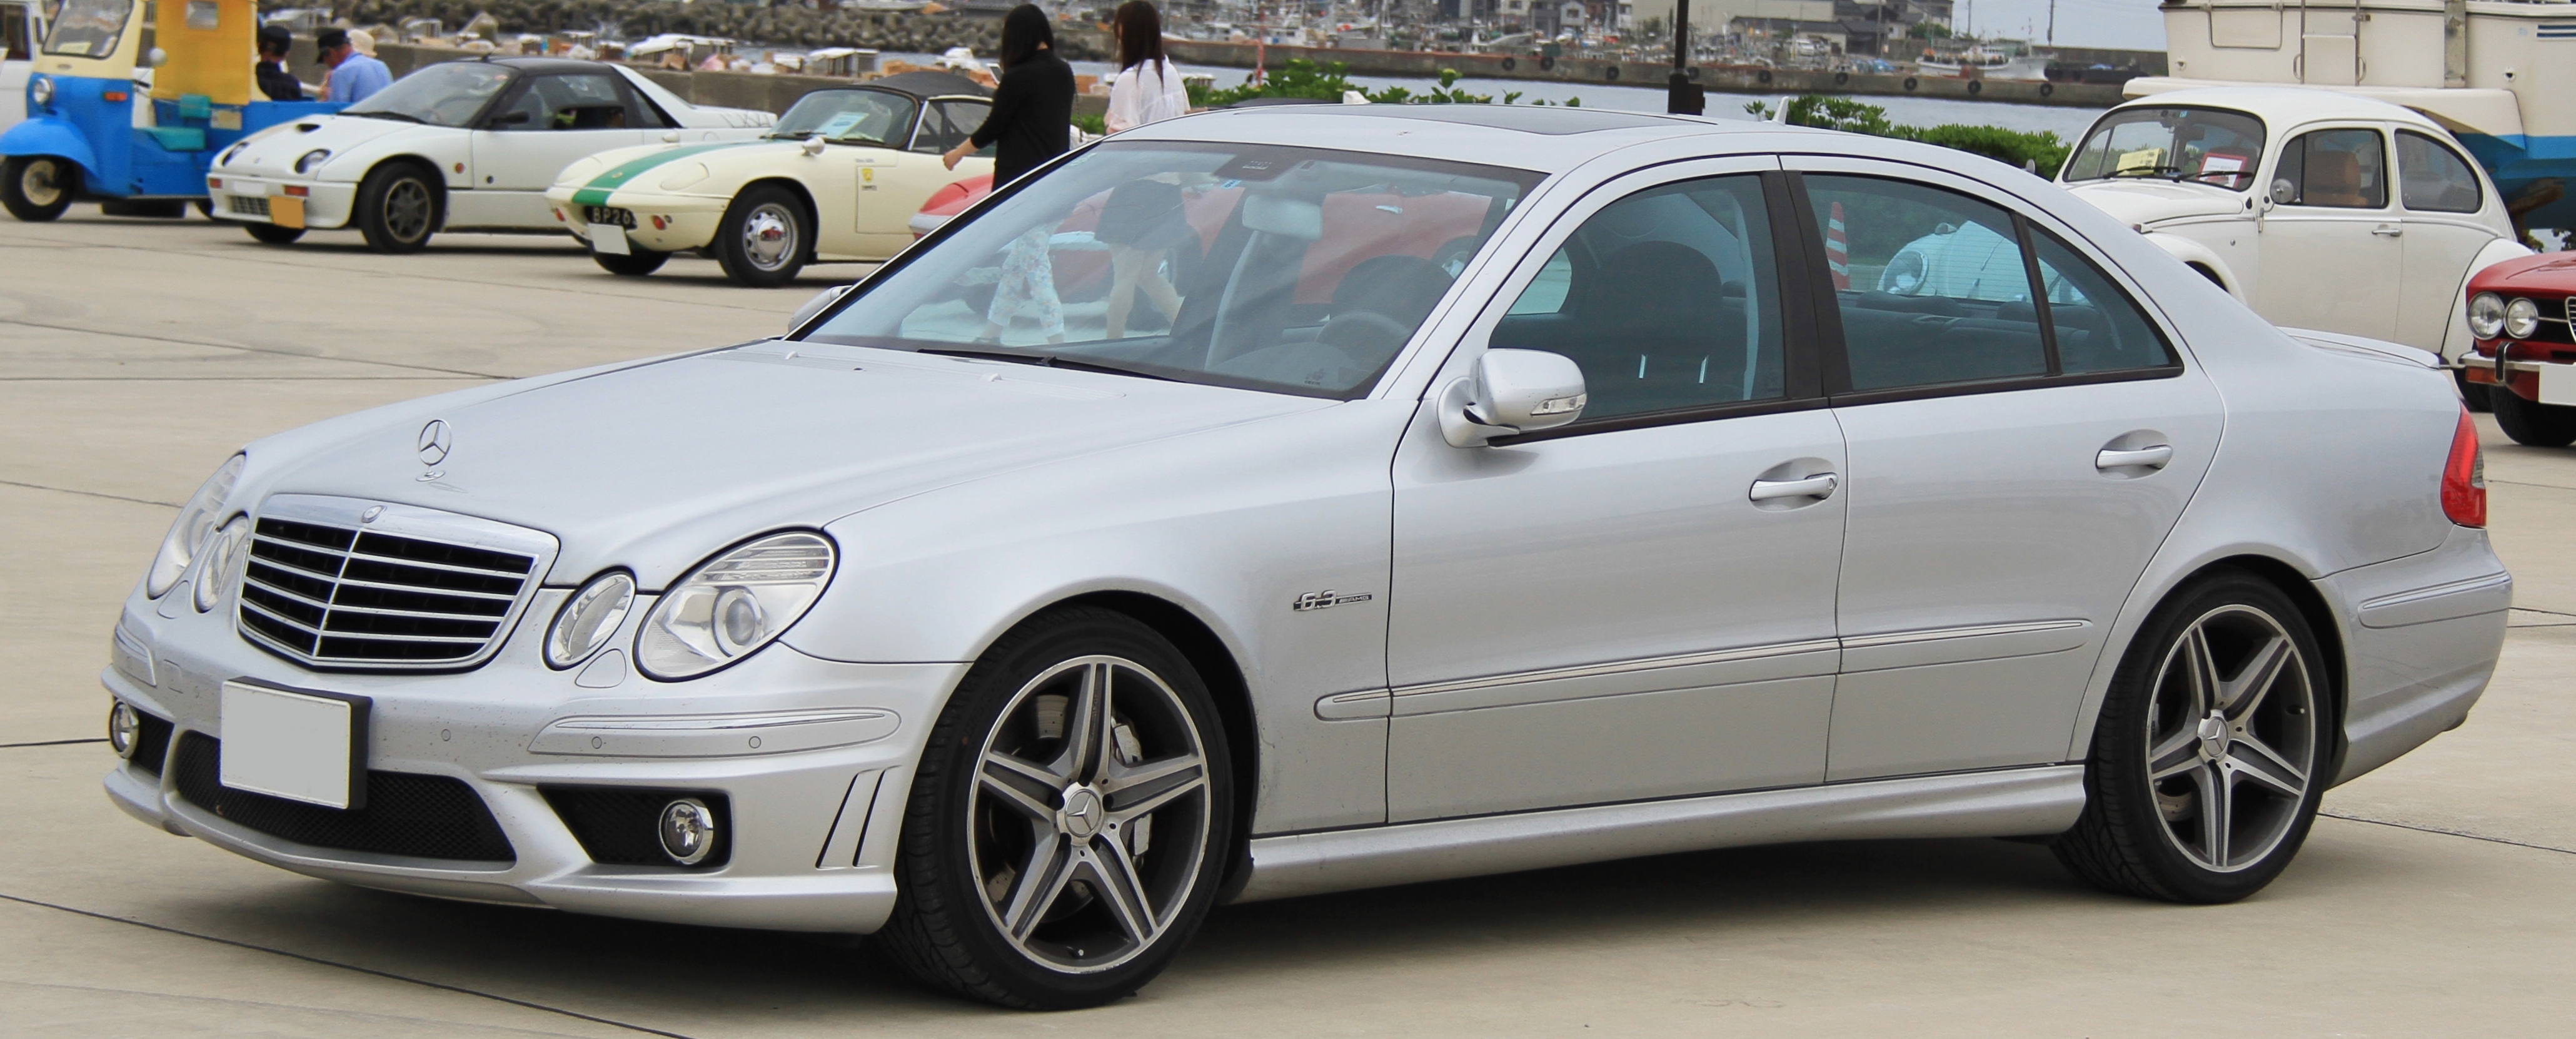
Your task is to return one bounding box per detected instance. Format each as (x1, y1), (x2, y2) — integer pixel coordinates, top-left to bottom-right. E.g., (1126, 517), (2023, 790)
(1387, 164), (1846, 823)
(1788, 163), (2225, 782)
(2258, 126), (2401, 340)
(858, 98), (993, 248)
(2392, 129), (2502, 354)
(469, 71), (648, 204)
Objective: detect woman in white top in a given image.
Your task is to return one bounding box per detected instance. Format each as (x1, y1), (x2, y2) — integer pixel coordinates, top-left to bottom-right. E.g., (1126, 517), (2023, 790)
(1098, 1), (1192, 337)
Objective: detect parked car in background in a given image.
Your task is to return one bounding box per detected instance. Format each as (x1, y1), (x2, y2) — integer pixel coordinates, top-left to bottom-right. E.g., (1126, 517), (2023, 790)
(2057, 88), (2530, 375)
(104, 107), (2505, 1011)
(545, 71), (994, 286)
(2461, 252), (2576, 445)
(1, 0), (47, 134)
(204, 58), (772, 251)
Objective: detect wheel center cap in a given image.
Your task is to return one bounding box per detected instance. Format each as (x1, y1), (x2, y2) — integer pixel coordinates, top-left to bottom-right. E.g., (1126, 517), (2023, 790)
(1057, 786), (1105, 839)
(2196, 712), (2230, 761)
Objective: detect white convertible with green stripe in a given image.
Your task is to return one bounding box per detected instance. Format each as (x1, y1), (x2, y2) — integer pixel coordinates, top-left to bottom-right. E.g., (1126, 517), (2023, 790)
(546, 71), (996, 286)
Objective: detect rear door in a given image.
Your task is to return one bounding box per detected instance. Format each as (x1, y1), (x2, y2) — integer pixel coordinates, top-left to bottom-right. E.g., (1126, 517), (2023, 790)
(854, 98), (994, 249)
(1783, 159), (2225, 782)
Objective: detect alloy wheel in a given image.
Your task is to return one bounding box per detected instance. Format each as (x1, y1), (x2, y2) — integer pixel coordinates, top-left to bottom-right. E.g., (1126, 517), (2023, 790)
(740, 202), (798, 271)
(967, 656), (1213, 973)
(383, 179), (432, 242)
(2143, 604), (2319, 872)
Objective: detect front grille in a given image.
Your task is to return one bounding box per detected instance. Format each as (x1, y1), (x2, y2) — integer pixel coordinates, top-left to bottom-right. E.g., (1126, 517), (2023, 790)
(229, 195), (271, 216)
(541, 786), (732, 869)
(585, 205), (636, 229)
(129, 710), (173, 778)
(237, 516), (538, 669)
(2565, 296), (2575, 331)
(173, 732), (516, 864)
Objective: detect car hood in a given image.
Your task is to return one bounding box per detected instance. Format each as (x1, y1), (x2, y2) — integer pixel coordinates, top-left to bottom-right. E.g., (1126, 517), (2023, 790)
(548, 138), (789, 196)
(2472, 251), (2576, 292)
(243, 341), (1331, 587)
(213, 115), (425, 180)
(2062, 180), (2249, 227)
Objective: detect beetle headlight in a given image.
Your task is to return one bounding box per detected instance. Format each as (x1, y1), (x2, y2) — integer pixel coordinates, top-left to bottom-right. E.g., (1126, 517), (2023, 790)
(145, 454), (245, 599)
(2468, 292), (2507, 340)
(192, 515), (251, 612)
(2504, 297), (2541, 340)
(635, 532), (835, 680)
(547, 572), (636, 668)
(29, 76), (52, 108)
(294, 149), (331, 175)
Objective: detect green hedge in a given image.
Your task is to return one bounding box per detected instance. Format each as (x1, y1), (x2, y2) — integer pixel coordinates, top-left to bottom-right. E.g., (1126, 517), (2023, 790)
(1748, 95), (2070, 175)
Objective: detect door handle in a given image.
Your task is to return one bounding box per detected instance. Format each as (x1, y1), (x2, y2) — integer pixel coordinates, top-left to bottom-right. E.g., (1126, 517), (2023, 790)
(1749, 473), (1838, 502)
(2096, 445), (2174, 470)
(2372, 224), (2403, 237)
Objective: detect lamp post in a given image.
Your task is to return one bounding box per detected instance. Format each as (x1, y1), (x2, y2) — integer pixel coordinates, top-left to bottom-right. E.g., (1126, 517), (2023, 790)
(1668, 0), (1703, 113)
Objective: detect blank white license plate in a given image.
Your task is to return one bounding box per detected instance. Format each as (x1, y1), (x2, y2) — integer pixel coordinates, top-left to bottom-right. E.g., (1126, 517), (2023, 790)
(591, 225), (630, 256)
(2540, 363), (2576, 407)
(219, 681), (370, 809)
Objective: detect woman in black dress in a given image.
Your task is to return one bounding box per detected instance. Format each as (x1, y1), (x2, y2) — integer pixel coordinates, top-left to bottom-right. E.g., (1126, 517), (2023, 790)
(943, 4), (1074, 185)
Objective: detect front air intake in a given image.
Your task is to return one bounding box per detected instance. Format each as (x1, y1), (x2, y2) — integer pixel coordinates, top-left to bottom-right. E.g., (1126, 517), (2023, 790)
(173, 732), (516, 864)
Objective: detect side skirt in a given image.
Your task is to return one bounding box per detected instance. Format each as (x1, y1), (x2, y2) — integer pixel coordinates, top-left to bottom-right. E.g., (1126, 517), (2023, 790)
(1235, 764), (2085, 903)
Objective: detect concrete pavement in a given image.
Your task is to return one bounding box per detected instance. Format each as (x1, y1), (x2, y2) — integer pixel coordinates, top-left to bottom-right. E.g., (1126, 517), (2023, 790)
(4, 212), (2571, 1036)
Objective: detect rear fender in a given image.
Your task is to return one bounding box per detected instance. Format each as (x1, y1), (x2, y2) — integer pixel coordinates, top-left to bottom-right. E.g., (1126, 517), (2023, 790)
(2141, 231), (2241, 300)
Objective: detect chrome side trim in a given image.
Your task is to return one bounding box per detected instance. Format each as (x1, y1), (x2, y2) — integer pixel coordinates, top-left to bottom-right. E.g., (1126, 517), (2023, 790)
(1838, 619), (2093, 674)
(1237, 764), (2085, 903)
(1836, 619), (2087, 650)
(2355, 570), (2512, 629)
(1314, 689), (1392, 721)
(528, 708), (900, 758)
(1392, 637), (1842, 699)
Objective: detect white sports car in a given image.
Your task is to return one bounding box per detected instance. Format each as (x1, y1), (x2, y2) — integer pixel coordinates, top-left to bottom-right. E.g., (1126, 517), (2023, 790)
(204, 58), (772, 251)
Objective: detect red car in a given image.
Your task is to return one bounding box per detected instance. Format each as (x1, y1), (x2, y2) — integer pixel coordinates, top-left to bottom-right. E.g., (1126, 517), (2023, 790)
(2463, 253), (2576, 446)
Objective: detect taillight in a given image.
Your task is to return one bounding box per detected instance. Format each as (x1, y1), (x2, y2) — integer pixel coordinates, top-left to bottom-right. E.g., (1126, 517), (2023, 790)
(2442, 407), (2486, 527)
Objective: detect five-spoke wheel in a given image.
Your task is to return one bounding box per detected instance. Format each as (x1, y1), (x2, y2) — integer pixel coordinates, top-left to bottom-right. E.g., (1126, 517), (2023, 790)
(2056, 571), (2333, 903)
(880, 607), (1232, 1009)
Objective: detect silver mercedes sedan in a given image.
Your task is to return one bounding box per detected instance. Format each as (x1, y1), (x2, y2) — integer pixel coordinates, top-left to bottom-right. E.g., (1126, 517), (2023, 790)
(102, 105), (2508, 1009)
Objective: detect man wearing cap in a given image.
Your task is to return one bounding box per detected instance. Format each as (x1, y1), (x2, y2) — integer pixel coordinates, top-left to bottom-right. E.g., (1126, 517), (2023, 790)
(317, 27), (391, 104)
(254, 25), (305, 101)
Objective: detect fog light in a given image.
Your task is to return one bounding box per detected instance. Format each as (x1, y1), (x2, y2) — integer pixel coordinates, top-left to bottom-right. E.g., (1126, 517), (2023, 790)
(658, 798), (717, 864)
(108, 702), (139, 759)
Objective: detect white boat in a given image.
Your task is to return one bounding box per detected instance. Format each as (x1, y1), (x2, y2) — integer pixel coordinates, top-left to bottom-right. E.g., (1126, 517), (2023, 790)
(1919, 45), (2053, 81)
(2139, 0), (2576, 229)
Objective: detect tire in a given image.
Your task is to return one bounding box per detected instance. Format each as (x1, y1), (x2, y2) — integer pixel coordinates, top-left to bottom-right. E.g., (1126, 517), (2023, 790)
(1501, 56), (1516, 71)
(1834, 71), (1849, 86)
(102, 198), (189, 218)
(591, 246), (670, 276)
(246, 223), (305, 245)
(1968, 79), (1985, 95)
(714, 185), (809, 287)
(1604, 64), (1620, 81)
(2053, 571), (2335, 904)
(1903, 76), (1919, 91)
(2490, 386), (2576, 447)
(1, 156), (76, 221)
(193, 199), (214, 218)
(877, 606), (1234, 1010)
(354, 163), (439, 253)
(2040, 82), (2056, 97)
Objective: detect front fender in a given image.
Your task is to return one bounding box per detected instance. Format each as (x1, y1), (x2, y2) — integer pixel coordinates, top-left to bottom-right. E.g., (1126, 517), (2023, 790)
(2440, 237), (2540, 363)
(2140, 231), (2243, 299)
(0, 117), (102, 178)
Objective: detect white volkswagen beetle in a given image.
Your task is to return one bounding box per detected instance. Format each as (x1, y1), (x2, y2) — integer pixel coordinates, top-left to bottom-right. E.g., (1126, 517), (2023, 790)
(104, 106), (2506, 1010)
(204, 58), (772, 251)
(2057, 87), (2530, 367)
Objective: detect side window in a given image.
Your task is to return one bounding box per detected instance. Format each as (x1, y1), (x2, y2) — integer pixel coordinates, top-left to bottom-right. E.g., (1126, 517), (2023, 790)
(496, 74), (631, 131)
(618, 80), (673, 129)
(1490, 175), (1784, 420)
(3, 6), (31, 61)
(2397, 130), (2482, 214)
(2273, 128), (2387, 208)
(912, 100), (991, 156)
(1803, 175), (2048, 392)
(2030, 233), (2176, 374)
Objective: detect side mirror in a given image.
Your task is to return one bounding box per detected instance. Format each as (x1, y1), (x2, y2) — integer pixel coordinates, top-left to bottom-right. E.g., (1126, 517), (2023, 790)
(146, 47), (168, 68)
(789, 284), (852, 332)
(2269, 178), (2297, 206)
(1439, 348), (1586, 448)
(801, 134), (827, 156)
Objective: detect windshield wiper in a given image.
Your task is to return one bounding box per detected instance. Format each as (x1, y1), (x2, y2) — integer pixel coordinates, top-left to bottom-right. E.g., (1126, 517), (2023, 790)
(348, 110), (426, 123)
(914, 346), (1177, 382)
(2108, 164), (2185, 180)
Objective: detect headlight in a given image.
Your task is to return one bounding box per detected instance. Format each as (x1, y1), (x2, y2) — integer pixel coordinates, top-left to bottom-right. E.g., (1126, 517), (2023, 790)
(635, 532), (835, 681)
(546, 572), (636, 668)
(294, 149), (331, 175)
(192, 515), (250, 612)
(2504, 297), (2542, 340)
(29, 76), (52, 107)
(144, 454), (245, 599)
(2468, 292), (2507, 340)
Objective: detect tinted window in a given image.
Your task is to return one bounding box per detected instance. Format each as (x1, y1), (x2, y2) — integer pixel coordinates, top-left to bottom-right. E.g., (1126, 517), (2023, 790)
(1490, 175), (1784, 420)
(2030, 233), (2175, 374)
(2064, 106), (2267, 191)
(2397, 131), (2482, 214)
(1804, 175), (2048, 392)
(493, 74), (631, 131)
(913, 100), (992, 155)
(2275, 128), (2387, 209)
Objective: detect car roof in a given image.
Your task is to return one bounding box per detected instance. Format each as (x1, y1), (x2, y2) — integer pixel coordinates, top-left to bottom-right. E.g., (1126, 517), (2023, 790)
(860, 70), (995, 101)
(1115, 104), (1803, 174)
(2108, 87), (2443, 133)
(486, 57), (621, 74)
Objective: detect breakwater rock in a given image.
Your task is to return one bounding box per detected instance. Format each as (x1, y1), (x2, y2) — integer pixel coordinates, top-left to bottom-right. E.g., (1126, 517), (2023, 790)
(323, 0), (1109, 59)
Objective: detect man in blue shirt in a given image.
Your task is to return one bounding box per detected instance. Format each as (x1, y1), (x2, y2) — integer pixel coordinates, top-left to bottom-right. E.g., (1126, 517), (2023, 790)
(317, 29), (391, 104)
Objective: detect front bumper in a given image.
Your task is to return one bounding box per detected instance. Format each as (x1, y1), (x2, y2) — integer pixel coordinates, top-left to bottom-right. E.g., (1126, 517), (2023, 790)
(2457, 345), (2576, 405)
(205, 173), (360, 230)
(103, 581), (963, 933)
(547, 189), (727, 255)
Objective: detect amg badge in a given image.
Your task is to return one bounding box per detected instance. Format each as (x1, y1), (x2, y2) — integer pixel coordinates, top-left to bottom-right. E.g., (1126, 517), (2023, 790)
(1291, 590), (1372, 612)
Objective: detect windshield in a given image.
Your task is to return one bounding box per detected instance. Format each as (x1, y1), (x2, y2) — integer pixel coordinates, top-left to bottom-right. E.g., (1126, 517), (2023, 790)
(2063, 106), (2267, 191)
(344, 62), (516, 128)
(42, 0), (131, 58)
(770, 89), (918, 146)
(803, 141), (1544, 398)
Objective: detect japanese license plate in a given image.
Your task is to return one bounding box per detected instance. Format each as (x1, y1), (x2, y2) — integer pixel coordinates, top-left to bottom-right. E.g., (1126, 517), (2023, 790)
(219, 681), (370, 809)
(269, 195), (306, 230)
(2540, 363), (2576, 407)
(591, 225), (631, 256)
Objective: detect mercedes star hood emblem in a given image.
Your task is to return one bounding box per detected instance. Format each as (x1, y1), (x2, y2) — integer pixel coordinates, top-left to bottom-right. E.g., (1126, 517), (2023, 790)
(417, 419), (452, 467)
